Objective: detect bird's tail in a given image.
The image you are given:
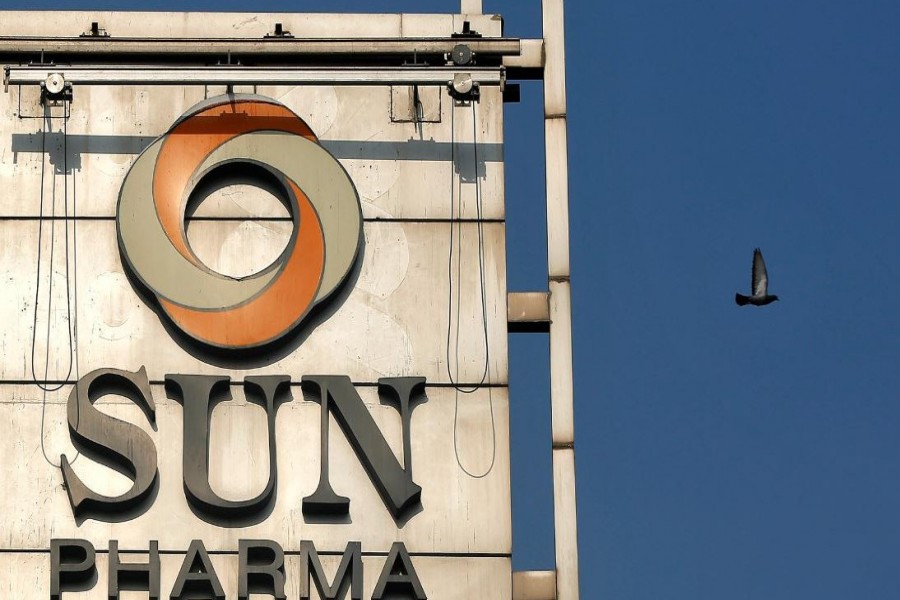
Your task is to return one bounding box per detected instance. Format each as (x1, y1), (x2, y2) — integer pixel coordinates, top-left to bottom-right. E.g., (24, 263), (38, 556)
(735, 293), (750, 306)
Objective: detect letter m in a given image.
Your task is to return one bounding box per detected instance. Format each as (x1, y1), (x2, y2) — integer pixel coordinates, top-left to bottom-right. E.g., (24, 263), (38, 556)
(300, 541), (362, 600)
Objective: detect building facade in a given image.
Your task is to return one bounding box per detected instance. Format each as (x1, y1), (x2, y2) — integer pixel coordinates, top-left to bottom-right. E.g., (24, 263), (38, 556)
(0, 4), (576, 599)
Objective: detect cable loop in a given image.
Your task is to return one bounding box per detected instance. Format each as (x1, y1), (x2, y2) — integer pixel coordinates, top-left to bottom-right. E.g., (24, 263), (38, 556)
(447, 101), (496, 478)
(35, 103), (80, 469)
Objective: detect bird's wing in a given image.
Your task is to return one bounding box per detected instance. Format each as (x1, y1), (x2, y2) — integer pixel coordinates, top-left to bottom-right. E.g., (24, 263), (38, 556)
(752, 248), (769, 296)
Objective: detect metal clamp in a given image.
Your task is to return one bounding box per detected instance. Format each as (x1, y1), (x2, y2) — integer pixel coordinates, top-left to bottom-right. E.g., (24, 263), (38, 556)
(451, 20), (482, 39)
(80, 21), (109, 38)
(265, 23), (293, 38)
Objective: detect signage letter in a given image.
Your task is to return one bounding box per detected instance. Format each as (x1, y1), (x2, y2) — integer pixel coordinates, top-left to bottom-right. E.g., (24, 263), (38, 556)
(61, 367), (157, 519)
(301, 376), (426, 520)
(166, 374), (289, 520)
(372, 542), (426, 600)
(239, 539), (286, 600)
(108, 540), (160, 600)
(299, 541), (362, 600)
(170, 540), (224, 600)
(50, 539), (96, 600)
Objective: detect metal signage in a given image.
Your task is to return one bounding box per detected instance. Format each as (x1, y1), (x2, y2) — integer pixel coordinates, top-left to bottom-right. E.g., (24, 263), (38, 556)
(117, 96), (363, 349)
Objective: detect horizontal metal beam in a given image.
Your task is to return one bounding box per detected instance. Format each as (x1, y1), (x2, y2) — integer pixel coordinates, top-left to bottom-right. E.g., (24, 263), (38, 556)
(503, 39), (544, 69)
(4, 65), (505, 88)
(513, 570), (557, 600)
(504, 38), (544, 80)
(0, 36), (522, 58)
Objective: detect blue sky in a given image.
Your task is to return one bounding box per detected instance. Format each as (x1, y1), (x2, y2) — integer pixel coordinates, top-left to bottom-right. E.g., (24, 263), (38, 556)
(8, 1), (900, 598)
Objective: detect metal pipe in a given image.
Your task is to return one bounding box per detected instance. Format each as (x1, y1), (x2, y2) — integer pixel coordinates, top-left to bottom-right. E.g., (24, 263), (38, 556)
(4, 65), (505, 88)
(0, 36), (521, 57)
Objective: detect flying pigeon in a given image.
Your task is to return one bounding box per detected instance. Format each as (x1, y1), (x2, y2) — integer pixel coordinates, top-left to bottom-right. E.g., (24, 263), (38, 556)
(735, 248), (779, 306)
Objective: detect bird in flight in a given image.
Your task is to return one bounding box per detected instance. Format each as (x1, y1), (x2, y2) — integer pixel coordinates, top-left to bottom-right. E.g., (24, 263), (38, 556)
(735, 248), (779, 306)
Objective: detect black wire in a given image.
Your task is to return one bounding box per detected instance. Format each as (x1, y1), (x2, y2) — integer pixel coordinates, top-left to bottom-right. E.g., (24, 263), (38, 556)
(447, 100), (496, 479)
(470, 101), (491, 390)
(65, 107), (80, 385)
(31, 112), (75, 392)
(446, 104), (458, 386)
(36, 115), (56, 467)
(445, 104), (490, 392)
(31, 116), (48, 387)
(36, 105), (79, 469)
(68, 106), (81, 465)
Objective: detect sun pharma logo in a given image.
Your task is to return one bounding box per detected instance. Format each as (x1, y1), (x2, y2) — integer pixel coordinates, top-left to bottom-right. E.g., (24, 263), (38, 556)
(117, 95), (362, 349)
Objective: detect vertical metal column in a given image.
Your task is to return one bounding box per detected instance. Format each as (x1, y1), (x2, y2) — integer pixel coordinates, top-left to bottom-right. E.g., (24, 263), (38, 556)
(543, 1), (580, 599)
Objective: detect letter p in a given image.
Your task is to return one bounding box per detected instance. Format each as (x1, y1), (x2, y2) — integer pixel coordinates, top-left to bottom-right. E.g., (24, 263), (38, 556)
(50, 539), (96, 600)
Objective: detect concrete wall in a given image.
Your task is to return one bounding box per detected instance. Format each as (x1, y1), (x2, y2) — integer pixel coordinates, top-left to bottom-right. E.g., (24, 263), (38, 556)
(0, 11), (510, 598)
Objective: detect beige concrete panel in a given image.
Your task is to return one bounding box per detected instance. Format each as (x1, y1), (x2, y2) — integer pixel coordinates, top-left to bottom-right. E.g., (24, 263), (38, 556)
(401, 13), (456, 38)
(545, 117), (571, 278)
(279, 13), (402, 39)
(391, 85), (442, 123)
(0, 552), (511, 599)
(400, 13), (502, 37)
(549, 280), (574, 446)
(0, 10), (500, 38)
(453, 14), (504, 37)
(0, 11), (402, 38)
(552, 448), (580, 600)
(2, 84), (211, 220)
(0, 219), (507, 384)
(0, 385), (510, 553)
(1, 84), (505, 220)
(297, 85), (504, 221)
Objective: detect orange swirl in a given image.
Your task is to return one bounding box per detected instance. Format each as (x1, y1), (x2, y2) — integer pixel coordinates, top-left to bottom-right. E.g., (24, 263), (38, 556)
(159, 178), (325, 348)
(153, 100), (316, 267)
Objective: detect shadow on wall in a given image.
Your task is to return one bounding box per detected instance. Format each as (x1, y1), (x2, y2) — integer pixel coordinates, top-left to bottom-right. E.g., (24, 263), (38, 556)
(10, 132), (503, 181)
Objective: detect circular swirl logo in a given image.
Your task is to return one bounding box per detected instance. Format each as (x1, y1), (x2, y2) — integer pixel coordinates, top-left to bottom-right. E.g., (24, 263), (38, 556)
(117, 95), (362, 349)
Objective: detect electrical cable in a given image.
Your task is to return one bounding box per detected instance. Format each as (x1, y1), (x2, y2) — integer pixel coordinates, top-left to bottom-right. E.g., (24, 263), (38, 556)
(65, 107), (81, 386)
(31, 118), (74, 391)
(445, 104), (490, 391)
(35, 104), (79, 468)
(36, 114), (58, 468)
(67, 106), (81, 466)
(447, 100), (496, 479)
